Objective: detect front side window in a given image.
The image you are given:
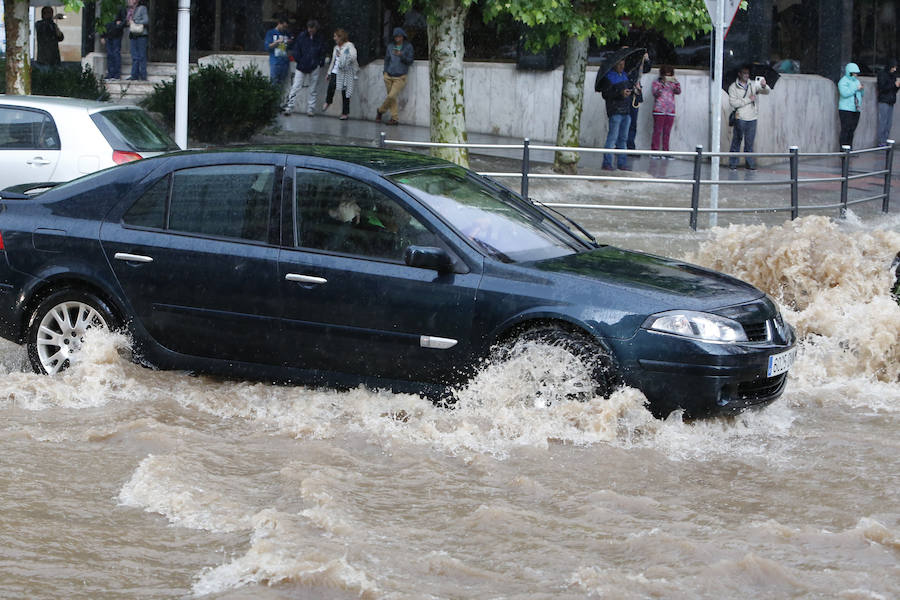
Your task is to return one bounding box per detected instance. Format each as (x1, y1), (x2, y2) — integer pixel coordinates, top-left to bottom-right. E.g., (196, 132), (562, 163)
(390, 167), (582, 263)
(124, 165), (274, 242)
(294, 168), (437, 260)
(0, 107), (60, 150)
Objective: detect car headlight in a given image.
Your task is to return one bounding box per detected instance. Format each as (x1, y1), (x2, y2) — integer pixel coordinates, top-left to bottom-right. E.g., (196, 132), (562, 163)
(644, 310), (748, 342)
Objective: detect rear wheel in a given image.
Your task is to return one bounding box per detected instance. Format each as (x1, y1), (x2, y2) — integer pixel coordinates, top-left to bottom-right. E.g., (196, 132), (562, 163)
(26, 289), (117, 375)
(493, 325), (618, 404)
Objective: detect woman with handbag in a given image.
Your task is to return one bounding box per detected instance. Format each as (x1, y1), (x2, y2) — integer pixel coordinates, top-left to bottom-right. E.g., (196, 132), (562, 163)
(128, 0), (150, 81)
(322, 28), (359, 120)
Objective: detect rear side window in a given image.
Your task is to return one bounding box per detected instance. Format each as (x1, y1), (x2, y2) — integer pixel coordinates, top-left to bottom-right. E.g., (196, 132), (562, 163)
(0, 107), (60, 150)
(127, 164), (275, 242)
(90, 109), (178, 152)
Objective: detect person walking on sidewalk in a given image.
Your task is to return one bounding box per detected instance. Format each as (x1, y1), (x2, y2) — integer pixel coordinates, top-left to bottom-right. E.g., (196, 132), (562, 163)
(323, 28), (359, 120)
(875, 59), (899, 147)
(284, 20), (327, 116)
(728, 65), (770, 170)
(838, 62), (864, 149)
(376, 27), (414, 126)
(650, 65), (681, 157)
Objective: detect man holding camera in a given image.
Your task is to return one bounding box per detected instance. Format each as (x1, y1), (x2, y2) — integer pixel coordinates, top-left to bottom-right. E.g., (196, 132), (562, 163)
(728, 66), (770, 170)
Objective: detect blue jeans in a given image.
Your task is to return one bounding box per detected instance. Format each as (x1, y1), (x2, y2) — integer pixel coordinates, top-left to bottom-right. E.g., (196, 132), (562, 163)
(270, 60), (289, 86)
(106, 37), (122, 78)
(603, 113), (632, 169)
(130, 36), (147, 80)
(876, 102), (894, 147)
(729, 118), (757, 168)
(627, 104), (639, 150)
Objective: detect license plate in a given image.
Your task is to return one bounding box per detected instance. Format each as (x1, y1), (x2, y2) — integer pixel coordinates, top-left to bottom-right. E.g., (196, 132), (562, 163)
(766, 347), (796, 377)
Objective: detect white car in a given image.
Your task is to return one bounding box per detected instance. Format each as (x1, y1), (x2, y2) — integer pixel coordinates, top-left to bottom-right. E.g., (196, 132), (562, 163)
(0, 95), (178, 190)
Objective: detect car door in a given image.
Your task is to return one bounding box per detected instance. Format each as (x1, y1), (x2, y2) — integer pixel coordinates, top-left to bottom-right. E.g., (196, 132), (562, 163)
(277, 166), (482, 383)
(0, 106), (61, 189)
(99, 157), (284, 364)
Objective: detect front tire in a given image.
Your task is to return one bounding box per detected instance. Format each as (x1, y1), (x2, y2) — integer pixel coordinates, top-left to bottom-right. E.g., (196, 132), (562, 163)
(493, 325), (618, 404)
(26, 289), (118, 375)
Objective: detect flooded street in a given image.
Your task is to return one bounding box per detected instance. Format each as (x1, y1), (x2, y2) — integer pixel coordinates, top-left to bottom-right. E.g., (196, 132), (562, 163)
(1, 212), (898, 599)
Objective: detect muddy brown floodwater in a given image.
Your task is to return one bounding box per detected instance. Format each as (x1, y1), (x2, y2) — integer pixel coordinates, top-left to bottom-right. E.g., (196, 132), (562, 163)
(1, 213), (898, 599)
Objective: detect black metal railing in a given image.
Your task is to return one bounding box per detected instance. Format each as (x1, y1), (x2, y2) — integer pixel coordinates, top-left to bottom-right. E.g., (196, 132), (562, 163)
(379, 133), (895, 230)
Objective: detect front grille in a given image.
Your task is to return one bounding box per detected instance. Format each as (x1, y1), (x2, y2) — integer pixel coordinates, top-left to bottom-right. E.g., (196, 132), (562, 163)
(737, 373), (787, 402)
(743, 320), (770, 342)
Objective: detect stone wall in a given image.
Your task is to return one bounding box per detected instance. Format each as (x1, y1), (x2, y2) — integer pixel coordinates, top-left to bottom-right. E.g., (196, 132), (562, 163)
(193, 54), (900, 154)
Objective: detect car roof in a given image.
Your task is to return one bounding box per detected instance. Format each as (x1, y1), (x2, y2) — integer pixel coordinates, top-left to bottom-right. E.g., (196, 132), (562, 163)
(173, 144), (455, 175)
(0, 94), (141, 115)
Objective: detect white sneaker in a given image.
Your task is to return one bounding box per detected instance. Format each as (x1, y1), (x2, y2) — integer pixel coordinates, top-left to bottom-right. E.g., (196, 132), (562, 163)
(306, 109), (315, 116)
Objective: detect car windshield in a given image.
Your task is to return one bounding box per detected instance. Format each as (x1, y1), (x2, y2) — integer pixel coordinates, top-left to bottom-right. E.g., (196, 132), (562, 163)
(390, 167), (585, 263)
(90, 109), (179, 153)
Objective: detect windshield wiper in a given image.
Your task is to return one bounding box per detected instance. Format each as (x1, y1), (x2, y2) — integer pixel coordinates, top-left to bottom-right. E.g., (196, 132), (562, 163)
(530, 198), (599, 247)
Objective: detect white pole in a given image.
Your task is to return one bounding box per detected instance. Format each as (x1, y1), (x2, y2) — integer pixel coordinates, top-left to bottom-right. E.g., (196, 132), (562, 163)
(709, 0), (725, 228)
(175, 0), (191, 150)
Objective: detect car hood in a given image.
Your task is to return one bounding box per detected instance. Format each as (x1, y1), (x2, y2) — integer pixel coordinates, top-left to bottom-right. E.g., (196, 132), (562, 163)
(531, 246), (764, 311)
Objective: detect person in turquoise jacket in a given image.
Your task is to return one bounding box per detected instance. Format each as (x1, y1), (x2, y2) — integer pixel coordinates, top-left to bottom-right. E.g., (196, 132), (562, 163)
(838, 62), (864, 148)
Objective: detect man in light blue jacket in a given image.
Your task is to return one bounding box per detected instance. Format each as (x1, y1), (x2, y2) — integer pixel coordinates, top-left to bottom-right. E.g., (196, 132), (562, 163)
(838, 62), (864, 148)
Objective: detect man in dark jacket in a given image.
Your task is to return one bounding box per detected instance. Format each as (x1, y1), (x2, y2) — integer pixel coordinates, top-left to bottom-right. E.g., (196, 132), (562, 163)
(34, 7), (64, 66)
(284, 20), (327, 116)
(101, 6), (127, 79)
(876, 59), (899, 147)
(601, 59), (635, 171)
(376, 27), (414, 126)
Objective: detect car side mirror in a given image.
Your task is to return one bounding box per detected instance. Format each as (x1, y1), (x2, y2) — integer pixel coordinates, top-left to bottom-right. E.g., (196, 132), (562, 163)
(404, 245), (454, 272)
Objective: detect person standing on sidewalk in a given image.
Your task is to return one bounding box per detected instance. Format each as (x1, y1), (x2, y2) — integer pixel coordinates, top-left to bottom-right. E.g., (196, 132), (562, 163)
(127, 0), (150, 81)
(265, 16), (294, 89)
(650, 65), (681, 158)
(101, 5), (127, 80)
(875, 59), (899, 147)
(838, 62), (864, 149)
(728, 65), (770, 170)
(376, 27), (414, 126)
(601, 59), (634, 171)
(284, 20), (326, 117)
(34, 6), (64, 67)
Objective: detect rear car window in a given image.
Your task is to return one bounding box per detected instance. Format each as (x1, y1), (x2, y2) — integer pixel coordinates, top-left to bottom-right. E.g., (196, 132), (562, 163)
(90, 109), (178, 153)
(0, 107), (60, 150)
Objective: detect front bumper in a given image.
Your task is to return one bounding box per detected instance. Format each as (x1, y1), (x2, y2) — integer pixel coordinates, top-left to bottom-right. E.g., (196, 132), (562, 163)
(612, 326), (796, 418)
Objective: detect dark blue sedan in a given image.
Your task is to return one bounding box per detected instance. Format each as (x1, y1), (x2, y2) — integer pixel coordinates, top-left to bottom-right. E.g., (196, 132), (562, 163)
(0, 146), (795, 418)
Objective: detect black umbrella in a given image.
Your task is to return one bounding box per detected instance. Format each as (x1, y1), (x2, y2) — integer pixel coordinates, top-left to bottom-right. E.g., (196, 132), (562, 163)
(594, 47), (648, 93)
(722, 63), (781, 91)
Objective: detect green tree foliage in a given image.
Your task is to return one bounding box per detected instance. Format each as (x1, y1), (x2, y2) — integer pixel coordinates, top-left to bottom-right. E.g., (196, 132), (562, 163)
(140, 61), (281, 144)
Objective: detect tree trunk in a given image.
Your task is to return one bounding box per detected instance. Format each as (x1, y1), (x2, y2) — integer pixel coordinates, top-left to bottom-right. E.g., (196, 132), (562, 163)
(4, 0), (31, 94)
(553, 36), (589, 175)
(427, 0), (469, 167)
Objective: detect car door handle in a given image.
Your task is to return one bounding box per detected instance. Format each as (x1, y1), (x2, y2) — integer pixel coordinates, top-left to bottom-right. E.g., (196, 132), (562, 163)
(285, 273), (327, 284)
(26, 157), (52, 166)
(114, 252), (154, 263)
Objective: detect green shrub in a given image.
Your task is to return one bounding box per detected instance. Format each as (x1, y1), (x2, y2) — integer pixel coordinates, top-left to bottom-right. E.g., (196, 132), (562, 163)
(140, 61), (281, 144)
(0, 60), (109, 100)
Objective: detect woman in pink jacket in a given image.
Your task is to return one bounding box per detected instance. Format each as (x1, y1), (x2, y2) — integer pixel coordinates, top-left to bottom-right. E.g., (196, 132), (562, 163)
(650, 65), (681, 158)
